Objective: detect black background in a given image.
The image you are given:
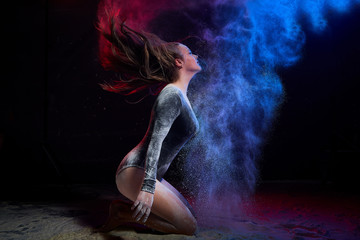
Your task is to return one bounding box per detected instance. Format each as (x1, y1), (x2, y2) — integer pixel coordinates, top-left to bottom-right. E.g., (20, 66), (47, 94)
(1, 1), (359, 196)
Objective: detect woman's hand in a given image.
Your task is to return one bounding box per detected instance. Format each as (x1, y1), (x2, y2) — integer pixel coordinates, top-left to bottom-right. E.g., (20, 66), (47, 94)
(131, 190), (154, 223)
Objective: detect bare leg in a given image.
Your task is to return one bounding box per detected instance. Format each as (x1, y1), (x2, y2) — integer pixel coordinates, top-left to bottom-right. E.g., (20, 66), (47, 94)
(160, 178), (196, 218)
(98, 167), (197, 235)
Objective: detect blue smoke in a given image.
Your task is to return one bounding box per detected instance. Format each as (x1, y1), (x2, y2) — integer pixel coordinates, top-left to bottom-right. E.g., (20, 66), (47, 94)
(99, 0), (360, 218)
(179, 0), (360, 213)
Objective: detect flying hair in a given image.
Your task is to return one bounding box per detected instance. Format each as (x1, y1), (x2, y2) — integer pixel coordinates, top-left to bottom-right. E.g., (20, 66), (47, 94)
(97, 8), (183, 96)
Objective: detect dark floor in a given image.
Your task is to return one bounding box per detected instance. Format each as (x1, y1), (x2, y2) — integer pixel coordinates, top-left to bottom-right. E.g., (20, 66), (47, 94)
(1, 181), (359, 240)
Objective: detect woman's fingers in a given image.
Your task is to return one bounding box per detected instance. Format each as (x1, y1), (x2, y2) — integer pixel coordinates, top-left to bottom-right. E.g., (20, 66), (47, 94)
(136, 207), (146, 222)
(131, 191), (154, 222)
(142, 208), (151, 223)
(132, 203), (151, 222)
(132, 202), (142, 219)
(131, 200), (139, 210)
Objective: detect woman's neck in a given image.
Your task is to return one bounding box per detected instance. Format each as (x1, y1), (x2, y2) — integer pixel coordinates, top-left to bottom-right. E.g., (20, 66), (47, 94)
(171, 72), (196, 95)
(170, 81), (188, 96)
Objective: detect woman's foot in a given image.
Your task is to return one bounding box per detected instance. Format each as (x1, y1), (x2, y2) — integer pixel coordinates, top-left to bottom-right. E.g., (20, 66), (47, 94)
(94, 199), (133, 233)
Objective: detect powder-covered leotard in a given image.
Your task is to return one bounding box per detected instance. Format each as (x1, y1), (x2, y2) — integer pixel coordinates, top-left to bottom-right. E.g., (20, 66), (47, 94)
(115, 84), (199, 194)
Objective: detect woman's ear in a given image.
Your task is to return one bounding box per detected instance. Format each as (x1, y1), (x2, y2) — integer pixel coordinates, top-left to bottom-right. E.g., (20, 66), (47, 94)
(175, 58), (183, 68)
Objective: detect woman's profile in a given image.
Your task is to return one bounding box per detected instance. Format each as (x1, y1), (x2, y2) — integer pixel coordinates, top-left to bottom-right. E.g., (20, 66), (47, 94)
(96, 10), (202, 235)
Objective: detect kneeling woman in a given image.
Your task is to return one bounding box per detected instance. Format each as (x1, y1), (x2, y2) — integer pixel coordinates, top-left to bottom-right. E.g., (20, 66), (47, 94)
(96, 13), (202, 235)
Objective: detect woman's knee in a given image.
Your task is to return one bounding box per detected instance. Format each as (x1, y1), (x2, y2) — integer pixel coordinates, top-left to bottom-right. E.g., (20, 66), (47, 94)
(179, 215), (197, 235)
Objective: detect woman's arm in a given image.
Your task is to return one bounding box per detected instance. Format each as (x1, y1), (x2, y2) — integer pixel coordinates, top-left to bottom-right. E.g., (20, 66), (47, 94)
(141, 90), (182, 194)
(132, 89), (182, 222)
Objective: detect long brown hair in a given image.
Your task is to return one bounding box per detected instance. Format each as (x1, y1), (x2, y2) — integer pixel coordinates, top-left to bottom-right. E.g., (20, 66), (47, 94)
(97, 9), (183, 95)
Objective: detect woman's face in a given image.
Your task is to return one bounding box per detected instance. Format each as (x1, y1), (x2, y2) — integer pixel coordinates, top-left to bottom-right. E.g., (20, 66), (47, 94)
(177, 44), (202, 73)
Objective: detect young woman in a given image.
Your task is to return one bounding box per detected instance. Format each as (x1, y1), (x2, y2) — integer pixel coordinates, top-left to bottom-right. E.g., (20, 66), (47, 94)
(96, 12), (202, 235)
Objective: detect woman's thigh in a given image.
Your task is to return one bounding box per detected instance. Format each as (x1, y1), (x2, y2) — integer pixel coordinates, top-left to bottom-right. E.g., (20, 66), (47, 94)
(116, 167), (196, 230)
(160, 178), (195, 216)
